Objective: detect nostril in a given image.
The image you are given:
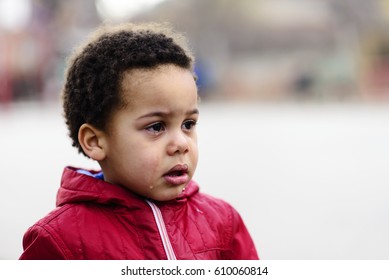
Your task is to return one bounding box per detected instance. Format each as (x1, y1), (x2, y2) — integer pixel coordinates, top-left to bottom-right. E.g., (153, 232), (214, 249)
(166, 132), (190, 155)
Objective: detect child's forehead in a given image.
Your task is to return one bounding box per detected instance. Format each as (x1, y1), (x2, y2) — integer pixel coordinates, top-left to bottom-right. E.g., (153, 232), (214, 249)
(118, 65), (197, 106)
(121, 67), (156, 86)
(120, 65), (192, 91)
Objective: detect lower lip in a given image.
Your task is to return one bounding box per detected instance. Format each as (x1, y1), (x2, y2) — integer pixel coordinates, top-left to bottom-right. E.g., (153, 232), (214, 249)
(164, 173), (189, 185)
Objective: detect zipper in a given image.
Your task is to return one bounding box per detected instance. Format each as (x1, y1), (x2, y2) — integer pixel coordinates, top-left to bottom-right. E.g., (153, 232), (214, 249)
(146, 200), (177, 260)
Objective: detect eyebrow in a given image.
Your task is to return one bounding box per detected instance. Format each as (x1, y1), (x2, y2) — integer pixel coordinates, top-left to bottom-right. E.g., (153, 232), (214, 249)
(137, 108), (199, 120)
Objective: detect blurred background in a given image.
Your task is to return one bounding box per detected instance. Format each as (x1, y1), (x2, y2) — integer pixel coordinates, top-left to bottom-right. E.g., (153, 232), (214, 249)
(1, 0), (389, 259)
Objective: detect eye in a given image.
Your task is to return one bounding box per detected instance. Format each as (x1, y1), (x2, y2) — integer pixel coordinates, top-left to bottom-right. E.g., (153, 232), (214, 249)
(145, 122), (166, 134)
(182, 120), (197, 131)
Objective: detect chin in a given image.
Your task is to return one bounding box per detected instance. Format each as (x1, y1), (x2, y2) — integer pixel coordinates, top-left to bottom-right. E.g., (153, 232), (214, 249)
(151, 189), (181, 202)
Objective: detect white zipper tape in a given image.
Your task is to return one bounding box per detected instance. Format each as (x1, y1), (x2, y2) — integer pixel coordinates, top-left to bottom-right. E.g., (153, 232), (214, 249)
(146, 200), (177, 260)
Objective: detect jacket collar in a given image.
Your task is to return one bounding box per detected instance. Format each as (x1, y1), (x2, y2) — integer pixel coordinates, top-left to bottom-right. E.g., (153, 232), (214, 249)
(56, 166), (199, 209)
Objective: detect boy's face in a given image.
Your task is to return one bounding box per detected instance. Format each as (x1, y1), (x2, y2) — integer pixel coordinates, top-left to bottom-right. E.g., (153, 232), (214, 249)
(99, 65), (199, 201)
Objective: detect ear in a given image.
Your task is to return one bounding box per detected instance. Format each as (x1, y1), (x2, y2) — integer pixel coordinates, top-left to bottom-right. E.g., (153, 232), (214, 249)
(78, 123), (107, 161)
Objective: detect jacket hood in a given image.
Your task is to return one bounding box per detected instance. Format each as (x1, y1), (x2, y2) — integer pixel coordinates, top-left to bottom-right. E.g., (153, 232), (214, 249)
(56, 166), (200, 208)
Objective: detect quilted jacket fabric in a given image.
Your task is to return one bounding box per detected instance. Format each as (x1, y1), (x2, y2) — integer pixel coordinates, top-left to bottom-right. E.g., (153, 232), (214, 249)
(20, 167), (259, 260)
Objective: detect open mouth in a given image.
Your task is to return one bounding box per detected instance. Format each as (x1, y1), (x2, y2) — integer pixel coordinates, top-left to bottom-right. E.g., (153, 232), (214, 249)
(163, 164), (189, 185)
(165, 170), (186, 177)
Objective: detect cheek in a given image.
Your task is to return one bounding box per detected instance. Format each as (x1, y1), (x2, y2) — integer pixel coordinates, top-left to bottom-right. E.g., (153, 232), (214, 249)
(114, 139), (160, 172)
(124, 149), (160, 188)
(137, 148), (161, 173)
(190, 139), (199, 165)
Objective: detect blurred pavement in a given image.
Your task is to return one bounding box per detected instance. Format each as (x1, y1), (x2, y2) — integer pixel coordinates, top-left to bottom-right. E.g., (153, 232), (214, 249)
(1, 102), (389, 259)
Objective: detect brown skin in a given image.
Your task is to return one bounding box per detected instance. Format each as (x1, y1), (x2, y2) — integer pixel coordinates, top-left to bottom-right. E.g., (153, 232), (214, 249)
(78, 65), (199, 201)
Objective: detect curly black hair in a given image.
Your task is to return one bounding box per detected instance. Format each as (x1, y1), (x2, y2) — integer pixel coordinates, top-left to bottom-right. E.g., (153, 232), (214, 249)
(62, 22), (195, 156)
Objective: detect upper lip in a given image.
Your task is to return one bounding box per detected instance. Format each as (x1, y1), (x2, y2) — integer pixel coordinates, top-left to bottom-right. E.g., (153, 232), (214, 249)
(164, 164), (188, 175)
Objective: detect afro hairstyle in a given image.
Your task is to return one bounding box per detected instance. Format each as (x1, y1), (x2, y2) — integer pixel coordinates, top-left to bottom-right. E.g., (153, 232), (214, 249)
(62, 22), (195, 156)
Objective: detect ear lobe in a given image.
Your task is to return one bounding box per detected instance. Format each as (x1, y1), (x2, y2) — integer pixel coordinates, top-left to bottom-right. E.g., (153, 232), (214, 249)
(78, 123), (106, 161)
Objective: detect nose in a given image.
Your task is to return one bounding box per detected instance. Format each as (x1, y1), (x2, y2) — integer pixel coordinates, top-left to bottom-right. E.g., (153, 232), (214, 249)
(167, 130), (189, 155)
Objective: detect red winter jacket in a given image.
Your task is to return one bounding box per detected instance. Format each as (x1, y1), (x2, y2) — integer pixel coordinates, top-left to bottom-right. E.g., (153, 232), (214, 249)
(20, 167), (259, 260)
